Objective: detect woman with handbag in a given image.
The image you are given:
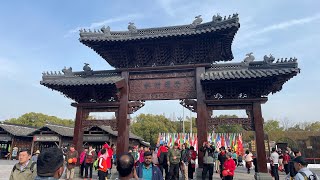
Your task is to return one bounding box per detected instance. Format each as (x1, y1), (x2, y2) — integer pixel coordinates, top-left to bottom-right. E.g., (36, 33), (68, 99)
(223, 152), (236, 180)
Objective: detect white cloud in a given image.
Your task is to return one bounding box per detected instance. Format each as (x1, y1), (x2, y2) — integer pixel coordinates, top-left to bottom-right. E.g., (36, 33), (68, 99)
(64, 13), (143, 37)
(240, 13), (320, 41)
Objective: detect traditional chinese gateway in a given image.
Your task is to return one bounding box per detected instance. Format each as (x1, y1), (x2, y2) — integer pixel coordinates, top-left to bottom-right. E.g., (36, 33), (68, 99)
(40, 14), (299, 177)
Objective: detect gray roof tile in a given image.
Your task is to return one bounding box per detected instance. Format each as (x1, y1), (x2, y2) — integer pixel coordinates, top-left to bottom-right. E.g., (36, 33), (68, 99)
(0, 123), (37, 136)
(41, 76), (123, 86)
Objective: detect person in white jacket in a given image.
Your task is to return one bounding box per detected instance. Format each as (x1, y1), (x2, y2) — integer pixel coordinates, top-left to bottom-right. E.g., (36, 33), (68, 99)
(293, 156), (319, 180)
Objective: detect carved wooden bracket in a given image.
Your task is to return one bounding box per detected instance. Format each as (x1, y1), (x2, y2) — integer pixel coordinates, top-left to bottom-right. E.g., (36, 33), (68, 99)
(128, 100), (145, 114)
(179, 99), (197, 112)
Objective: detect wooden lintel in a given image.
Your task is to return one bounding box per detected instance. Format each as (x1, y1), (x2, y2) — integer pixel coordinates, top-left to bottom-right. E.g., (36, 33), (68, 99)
(71, 102), (120, 108)
(208, 105), (252, 110)
(205, 97), (268, 106)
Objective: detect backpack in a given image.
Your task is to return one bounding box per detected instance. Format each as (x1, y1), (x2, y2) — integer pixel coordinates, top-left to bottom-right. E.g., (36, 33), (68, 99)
(93, 158), (99, 171)
(12, 162), (36, 173)
(299, 171), (318, 180)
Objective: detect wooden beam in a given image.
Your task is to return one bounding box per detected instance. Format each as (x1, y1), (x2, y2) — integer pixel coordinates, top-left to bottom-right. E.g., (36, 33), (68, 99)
(195, 67), (208, 168)
(71, 102), (120, 108)
(116, 71), (130, 156)
(205, 97), (268, 106)
(252, 103), (268, 173)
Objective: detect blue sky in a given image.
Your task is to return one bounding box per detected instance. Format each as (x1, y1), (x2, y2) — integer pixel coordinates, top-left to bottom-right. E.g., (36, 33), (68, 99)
(1, 0), (319, 124)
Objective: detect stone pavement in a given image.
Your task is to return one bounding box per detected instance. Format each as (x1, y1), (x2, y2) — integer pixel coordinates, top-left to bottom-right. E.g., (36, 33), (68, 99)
(0, 160), (319, 180)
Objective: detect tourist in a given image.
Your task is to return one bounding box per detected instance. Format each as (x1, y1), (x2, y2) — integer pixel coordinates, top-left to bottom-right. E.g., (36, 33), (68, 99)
(168, 142), (181, 180)
(231, 150), (237, 166)
(116, 153), (137, 180)
(65, 144), (78, 180)
(97, 148), (108, 180)
(84, 145), (96, 180)
(79, 147), (88, 178)
(244, 149), (253, 174)
(270, 147), (280, 180)
(293, 156), (319, 180)
(31, 150), (40, 163)
(12, 146), (18, 160)
(283, 150), (291, 175)
(278, 149), (284, 172)
(289, 148), (302, 178)
(150, 147), (159, 166)
(35, 147), (64, 180)
(200, 141), (215, 180)
(188, 146), (197, 180)
(110, 144), (115, 168)
(139, 146), (145, 164)
(9, 148), (37, 180)
(132, 146), (139, 166)
(215, 148), (220, 172)
(180, 143), (190, 180)
(158, 143), (169, 179)
(136, 151), (163, 179)
(107, 144), (113, 175)
(223, 152), (236, 180)
(218, 146), (227, 179)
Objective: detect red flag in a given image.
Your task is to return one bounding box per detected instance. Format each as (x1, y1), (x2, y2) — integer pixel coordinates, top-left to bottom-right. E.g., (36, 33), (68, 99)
(237, 134), (244, 156)
(221, 133), (225, 147)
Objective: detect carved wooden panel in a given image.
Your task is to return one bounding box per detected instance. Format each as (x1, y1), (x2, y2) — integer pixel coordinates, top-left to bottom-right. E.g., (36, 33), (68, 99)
(208, 118), (254, 131)
(129, 77), (196, 100)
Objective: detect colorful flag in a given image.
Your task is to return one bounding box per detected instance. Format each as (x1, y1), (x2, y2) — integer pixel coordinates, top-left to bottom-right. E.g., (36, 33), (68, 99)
(216, 134), (221, 148)
(157, 133), (161, 145)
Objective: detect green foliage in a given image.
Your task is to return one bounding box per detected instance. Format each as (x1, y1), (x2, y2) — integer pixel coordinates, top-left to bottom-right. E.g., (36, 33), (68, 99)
(305, 122), (320, 131)
(131, 114), (178, 146)
(264, 119), (284, 134)
(213, 115), (244, 133)
(5, 112), (74, 127)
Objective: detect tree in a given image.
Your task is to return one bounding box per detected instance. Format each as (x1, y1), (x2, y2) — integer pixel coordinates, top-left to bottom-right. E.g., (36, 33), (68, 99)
(130, 114), (178, 146)
(305, 121), (320, 131)
(264, 120), (284, 134)
(5, 112), (74, 127)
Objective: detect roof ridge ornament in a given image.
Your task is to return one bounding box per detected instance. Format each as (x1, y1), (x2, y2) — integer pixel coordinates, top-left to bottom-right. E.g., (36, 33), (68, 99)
(128, 22), (137, 33)
(212, 14), (223, 22)
(83, 63), (93, 76)
(263, 54), (275, 64)
(62, 67), (74, 76)
(101, 26), (111, 35)
(243, 52), (255, 64)
(191, 15), (203, 27)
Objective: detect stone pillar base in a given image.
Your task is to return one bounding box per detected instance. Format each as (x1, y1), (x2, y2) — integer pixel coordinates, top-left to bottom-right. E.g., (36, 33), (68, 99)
(255, 172), (273, 180)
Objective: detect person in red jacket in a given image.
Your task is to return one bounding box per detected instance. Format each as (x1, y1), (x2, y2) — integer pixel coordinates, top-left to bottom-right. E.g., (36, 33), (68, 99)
(223, 152), (236, 180)
(98, 148), (108, 180)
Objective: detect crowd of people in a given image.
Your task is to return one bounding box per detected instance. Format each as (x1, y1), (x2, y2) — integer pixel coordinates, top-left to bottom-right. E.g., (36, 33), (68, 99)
(7, 142), (319, 180)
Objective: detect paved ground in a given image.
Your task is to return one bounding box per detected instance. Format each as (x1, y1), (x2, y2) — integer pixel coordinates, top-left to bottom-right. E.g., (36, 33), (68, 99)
(1, 160), (319, 180)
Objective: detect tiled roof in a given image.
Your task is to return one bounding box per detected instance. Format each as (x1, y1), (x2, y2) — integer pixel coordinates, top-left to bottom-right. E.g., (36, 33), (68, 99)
(0, 123), (37, 137)
(201, 59), (300, 81)
(30, 124), (74, 137)
(41, 76), (123, 86)
(79, 14), (239, 42)
(99, 125), (143, 140)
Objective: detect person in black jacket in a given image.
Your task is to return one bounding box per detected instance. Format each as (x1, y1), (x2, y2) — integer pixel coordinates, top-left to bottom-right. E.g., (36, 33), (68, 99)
(200, 142), (215, 180)
(218, 146), (227, 179)
(158, 145), (169, 180)
(289, 148), (301, 178)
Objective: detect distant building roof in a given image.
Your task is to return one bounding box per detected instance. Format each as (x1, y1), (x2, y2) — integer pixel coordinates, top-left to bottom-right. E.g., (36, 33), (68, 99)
(30, 124), (74, 137)
(0, 123), (37, 137)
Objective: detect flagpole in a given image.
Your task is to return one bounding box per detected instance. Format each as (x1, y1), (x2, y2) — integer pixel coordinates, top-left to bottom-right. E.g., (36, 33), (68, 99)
(190, 110), (192, 135)
(182, 106), (185, 134)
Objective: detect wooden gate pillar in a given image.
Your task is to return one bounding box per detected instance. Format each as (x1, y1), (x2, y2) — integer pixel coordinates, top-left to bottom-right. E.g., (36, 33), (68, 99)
(73, 106), (88, 152)
(116, 71), (129, 155)
(196, 67), (208, 167)
(252, 102), (268, 173)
